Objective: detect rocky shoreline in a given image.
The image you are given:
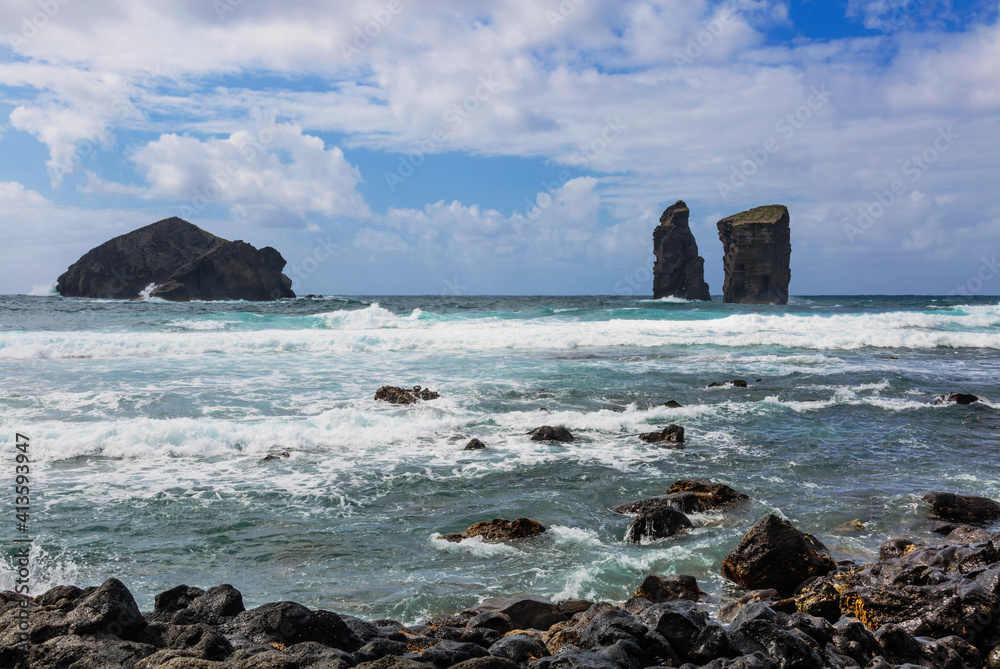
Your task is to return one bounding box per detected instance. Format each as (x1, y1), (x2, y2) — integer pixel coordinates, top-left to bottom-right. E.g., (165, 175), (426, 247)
(3, 484), (1000, 669)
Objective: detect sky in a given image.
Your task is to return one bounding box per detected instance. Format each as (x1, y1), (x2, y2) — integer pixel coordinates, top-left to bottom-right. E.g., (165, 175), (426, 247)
(1, 0), (999, 296)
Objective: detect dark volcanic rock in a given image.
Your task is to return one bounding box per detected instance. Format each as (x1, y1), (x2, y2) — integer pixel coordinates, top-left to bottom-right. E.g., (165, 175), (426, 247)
(638, 424), (685, 445)
(633, 574), (705, 603)
(717, 205), (791, 305)
(437, 518), (546, 543)
(924, 492), (1000, 523)
(488, 634), (551, 663)
(652, 200), (711, 301)
(934, 392), (981, 405)
(223, 601), (361, 651)
(375, 386), (441, 405)
(667, 479), (750, 507)
(663, 400), (683, 408)
(721, 515), (835, 595)
(709, 379), (749, 388)
(528, 426), (575, 442)
(56, 217), (294, 301)
(465, 439), (486, 451)
(472, 596), (566, 631)
(149, 240), (294, 302)
(625, 507), (693, 543)
(615, 479), (749, 516)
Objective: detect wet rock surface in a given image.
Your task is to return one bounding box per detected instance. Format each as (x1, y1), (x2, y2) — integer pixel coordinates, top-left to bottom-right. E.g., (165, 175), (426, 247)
(437, 518), (546, 544)
(934, 393), (982, 406)
(924, 492), (1000, 524)
(6, 524), (1000, 668)
(375, 386), (442, 405)
(527, 426), (575, 442)
(721, 515), (836, 595)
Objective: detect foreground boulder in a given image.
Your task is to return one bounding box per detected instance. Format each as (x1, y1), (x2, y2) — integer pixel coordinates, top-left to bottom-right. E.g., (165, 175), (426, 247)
(652, 200), (712, 301)
(56, 217), (294, 301)
(934, 392), (981, 405)
(4, 537), (1000, 669)
(438, 518), (546, 543)
(796, 534), (1000, 650)
(722, 515), (836, 594)
(471, 596), (566, 631)
(527, 426), (574, 442)
(375, 385), (441, 405)
(717, 205), (791, 305)
(924, 492), (1000, 523)
(633, 574), (705, 603)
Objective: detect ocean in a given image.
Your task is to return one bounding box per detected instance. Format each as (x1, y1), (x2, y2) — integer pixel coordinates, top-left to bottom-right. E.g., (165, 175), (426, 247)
(1, 294), (998, 623)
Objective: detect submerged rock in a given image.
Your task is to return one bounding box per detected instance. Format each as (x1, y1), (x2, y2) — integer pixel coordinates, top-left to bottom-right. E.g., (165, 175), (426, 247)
(56, 217), (294, 301)
(934, 392), (981, 405)
(721, 515), (836, 594)
(465, 439), (486, 451)
(652, 200), (711, 301)
(717, 205), (791, 305)
(709, 379), (748, 388)
(437, 518), (546, 544)
(924, 492), (1000, 523)
(662, 400), (683, 409)
(527, 426), (574, 442)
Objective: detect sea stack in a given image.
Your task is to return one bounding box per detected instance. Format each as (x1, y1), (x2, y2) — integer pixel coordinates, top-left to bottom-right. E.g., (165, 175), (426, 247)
(652, 200), (711, 301)
(717, 205), (791, 304)
(56, 217), (295, 301)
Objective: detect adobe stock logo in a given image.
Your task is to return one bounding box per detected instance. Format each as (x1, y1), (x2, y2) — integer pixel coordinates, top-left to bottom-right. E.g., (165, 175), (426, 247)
(844, 126), (960, 243)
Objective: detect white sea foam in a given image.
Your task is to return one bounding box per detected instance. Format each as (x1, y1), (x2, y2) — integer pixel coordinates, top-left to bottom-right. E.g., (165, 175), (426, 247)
(3, 306), (1000, 360)
(28, 281), (58, 296)
(430, 533), (524, 557)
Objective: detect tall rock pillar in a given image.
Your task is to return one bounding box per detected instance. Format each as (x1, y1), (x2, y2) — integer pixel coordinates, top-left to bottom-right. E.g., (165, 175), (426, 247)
(716, 205), (791, 304)
(652, 201), (712, 301)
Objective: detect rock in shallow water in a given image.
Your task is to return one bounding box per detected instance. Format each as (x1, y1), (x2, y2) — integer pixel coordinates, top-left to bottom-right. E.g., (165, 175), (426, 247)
(527, 426), (575, 442)
(437, 518), (546, 544)
(615, 479), (749, 515)
(375, 385), (441, 405)
(934, 392), (981, 405)
(708, 379), (748, 388)
(721, 515), (836, 595)
(625, 507), (693, 543)
(924, 491), (1000, 523)
(464, 438), (486, 451)
(639, 424), (684, 445)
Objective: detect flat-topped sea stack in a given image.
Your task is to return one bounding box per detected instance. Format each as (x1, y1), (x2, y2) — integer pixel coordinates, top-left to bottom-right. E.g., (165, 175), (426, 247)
(717, 204), (791, 304)
(56, 217), (295, 301)
(652, 200), (711, 301)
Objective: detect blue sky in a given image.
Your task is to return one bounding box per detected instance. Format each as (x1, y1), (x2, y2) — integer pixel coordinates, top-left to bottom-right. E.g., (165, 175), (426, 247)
(1, 0), (999, 296)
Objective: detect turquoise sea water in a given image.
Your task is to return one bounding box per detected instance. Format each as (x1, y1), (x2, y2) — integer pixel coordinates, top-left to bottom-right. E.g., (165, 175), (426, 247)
(1, 294), (998, 621)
